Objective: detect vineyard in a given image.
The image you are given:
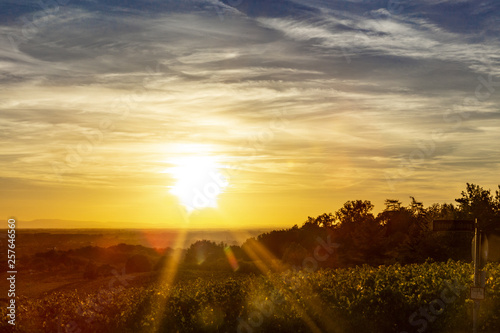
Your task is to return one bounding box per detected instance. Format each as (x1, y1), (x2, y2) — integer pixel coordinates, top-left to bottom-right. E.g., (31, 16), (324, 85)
(3, 260), (500, 333)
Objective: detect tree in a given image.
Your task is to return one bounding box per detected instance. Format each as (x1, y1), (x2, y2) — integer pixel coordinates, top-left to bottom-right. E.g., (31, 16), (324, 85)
(303, 213), (335, 228)
(83, 261), (98, 280)
(125, 254), (152, 273)
(495, 186), (500, 213)
(282, 242), (308, 266)
(184, 240), (226, 266)
(455, 183), (499, 228)
(335, 200), (374, 226)
(378, 199), (409, 235)
(350, 217), (388, 265)
(384, 199), (401, 212)
(334, 200), (389, 266)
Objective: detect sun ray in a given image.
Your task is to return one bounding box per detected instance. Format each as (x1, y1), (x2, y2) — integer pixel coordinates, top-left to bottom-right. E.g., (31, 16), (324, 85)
(148, 224), (188, 333)
(234, 230), (343, 333)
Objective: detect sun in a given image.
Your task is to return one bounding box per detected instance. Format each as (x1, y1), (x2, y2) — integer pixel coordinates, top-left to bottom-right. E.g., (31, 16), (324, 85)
(167, 155), (229, 212)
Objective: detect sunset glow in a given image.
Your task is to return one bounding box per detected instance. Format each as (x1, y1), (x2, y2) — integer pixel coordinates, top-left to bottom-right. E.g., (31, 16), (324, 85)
(1, 0), (499, 229)
(168, 155), (229, 212)
(3, 1), (500, 332)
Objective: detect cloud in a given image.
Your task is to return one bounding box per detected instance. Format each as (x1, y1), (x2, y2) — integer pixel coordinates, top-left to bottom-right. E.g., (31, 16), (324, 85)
(0, 0), (499, 224)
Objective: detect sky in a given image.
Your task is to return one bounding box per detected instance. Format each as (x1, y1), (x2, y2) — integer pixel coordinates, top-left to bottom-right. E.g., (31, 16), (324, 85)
(1, 0), (500, 229)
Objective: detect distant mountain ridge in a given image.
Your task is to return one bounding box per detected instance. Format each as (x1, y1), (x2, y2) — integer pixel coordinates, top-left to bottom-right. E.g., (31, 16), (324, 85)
(16, 219), (149, 229)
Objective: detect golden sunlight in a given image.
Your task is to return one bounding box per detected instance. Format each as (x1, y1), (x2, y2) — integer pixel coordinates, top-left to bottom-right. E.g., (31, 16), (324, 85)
(167, 155), (228, 212)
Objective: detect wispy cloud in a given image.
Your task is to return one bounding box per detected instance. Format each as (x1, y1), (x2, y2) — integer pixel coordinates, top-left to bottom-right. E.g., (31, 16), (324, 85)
(1, 0), (499, 226)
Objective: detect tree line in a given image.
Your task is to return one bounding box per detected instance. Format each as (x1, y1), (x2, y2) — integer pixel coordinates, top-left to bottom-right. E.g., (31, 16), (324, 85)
(184, 183), (500, 270)
(25, 183), (500, 276)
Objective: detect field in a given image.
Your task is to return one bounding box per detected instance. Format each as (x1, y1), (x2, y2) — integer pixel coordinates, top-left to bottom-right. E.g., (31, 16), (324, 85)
(3, 260), (500, 333)
(3, 191), (500, 333)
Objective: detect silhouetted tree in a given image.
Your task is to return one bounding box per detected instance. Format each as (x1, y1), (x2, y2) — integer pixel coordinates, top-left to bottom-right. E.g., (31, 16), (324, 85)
(385, 199), (401, 211)
(125, 254), (151, 273)
(303, 213), (335, 228)
(455, 183), (500, 228)
(282, 242), (308, 266)
(334, 200), (390, 266)
(83, 261), (98, 280)
(336, 200), (374, 226)
(97, 264), (115, 277)
(184, 240), (226, 266)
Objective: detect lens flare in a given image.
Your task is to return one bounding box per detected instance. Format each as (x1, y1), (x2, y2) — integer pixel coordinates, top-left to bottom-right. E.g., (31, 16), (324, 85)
(224, 246), (239, 271)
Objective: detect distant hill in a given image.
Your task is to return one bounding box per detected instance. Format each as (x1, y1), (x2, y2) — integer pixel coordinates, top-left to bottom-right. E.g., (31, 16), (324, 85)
(16, 219), (149, 229)
(9, 227), (274, 256)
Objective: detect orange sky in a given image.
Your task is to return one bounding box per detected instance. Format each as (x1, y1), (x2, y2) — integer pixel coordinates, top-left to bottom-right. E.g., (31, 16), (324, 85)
(2, 1), (500, 229)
